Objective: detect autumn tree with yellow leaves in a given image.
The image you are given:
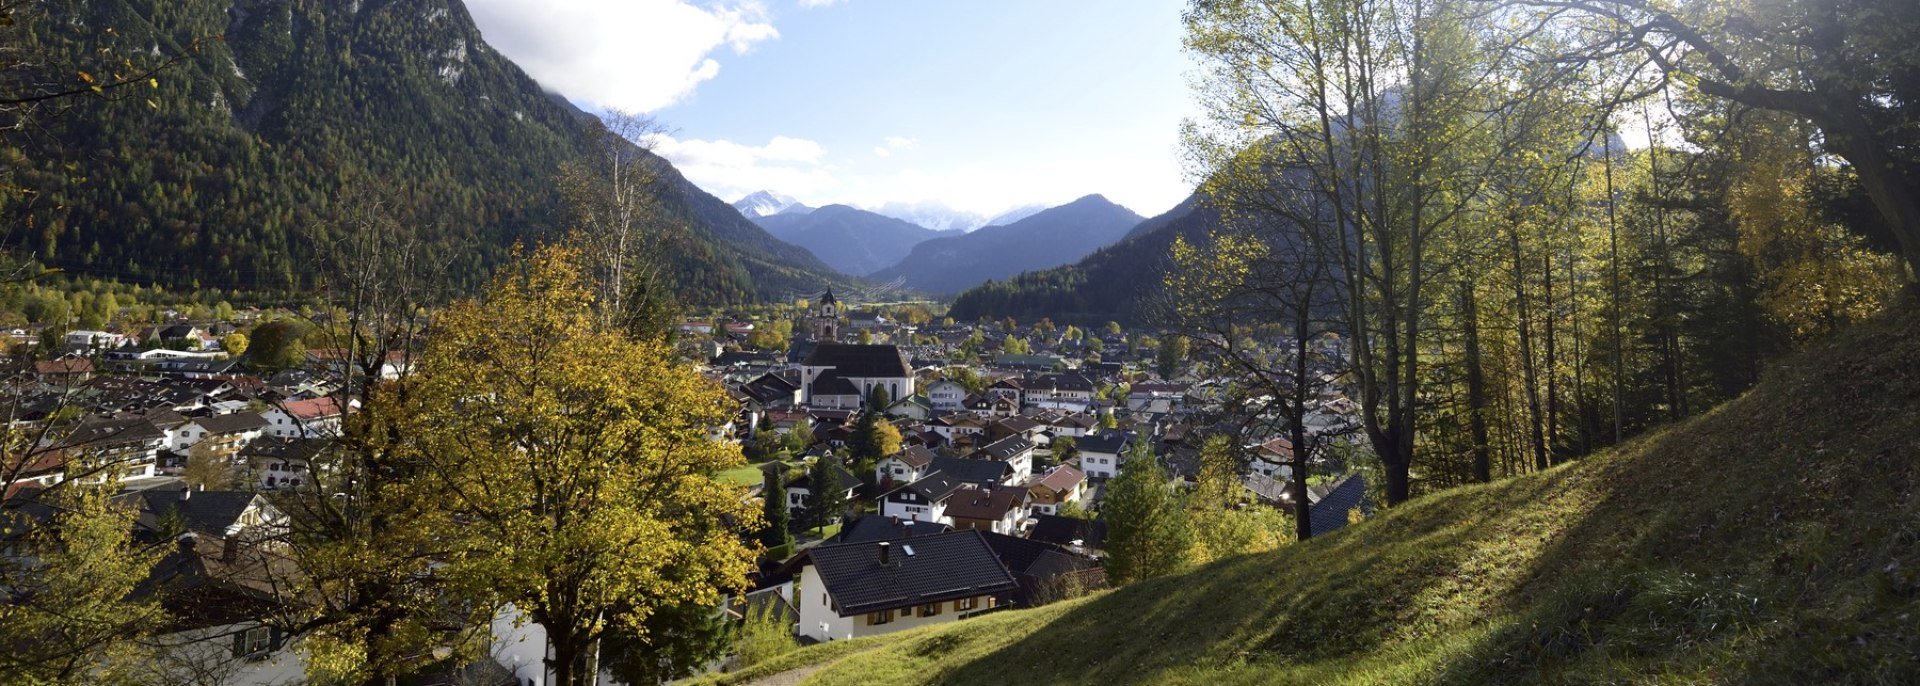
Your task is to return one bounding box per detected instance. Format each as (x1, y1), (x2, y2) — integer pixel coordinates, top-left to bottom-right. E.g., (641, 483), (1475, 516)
(394, 245), (759, 686)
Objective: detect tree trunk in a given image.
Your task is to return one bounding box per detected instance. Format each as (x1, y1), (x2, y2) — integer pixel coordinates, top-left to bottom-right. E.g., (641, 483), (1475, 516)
(1461, 279), (1491, 483)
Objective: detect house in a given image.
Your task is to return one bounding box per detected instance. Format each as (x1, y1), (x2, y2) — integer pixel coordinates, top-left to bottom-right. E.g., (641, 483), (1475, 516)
(783, 460), (863, 521)
(1075, 431), (1133, 480)
(1025, 465), (1086, 516)
(261, 397), (344, 439)
(800, 344), (916, 409)
(57, 415), (169, 481)
(943, 485), (1027, 535)
(239, 437), (328, 491)
(172, 412), (269, 458)
(875, 445), (937, 487)
(1307, 474), (1376, 537)
(1127, 382), (1189, 413)
(1026, 514), (1108, 557)
(829, 514), (952, 544)
(879, 471), (963, 524)
(926, 378), (968, 412)
(1251, 437), (1296, 480)
(971, 435), (1035, 482)
(978, 532), (1106, 606)
(62, 329), (121, 352)
(1025, 373), (1096, 411)
(929, 456), (1016, 488)
(34, 355), (95, 385)
(796, 530), (1018, 642)
(986, 378), (1024, 407)
(929, 413), (990, 442)
(885, 394), (934, 421)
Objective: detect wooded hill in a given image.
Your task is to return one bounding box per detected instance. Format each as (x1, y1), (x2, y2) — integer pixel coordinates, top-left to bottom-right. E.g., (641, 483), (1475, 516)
(0, 0), (839, 304)
(706, 302), (1920, 685)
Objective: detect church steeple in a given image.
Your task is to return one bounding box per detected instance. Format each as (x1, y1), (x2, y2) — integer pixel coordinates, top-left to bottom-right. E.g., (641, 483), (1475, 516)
(811, 288), (840, 341)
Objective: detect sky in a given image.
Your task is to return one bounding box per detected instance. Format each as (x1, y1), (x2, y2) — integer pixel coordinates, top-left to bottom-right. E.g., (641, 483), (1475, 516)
(464, 0), (1198, 218)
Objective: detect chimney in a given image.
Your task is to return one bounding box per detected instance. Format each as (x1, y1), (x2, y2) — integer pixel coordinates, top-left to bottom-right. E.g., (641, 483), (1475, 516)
(222, 536), (240, 562)
(877, 541), (891, 565)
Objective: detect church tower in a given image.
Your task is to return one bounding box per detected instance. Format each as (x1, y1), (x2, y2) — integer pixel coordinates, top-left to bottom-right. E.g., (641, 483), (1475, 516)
(810, 288), (840, 341)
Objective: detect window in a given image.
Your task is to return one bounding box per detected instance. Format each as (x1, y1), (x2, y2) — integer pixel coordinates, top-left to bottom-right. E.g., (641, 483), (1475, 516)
(867, 609), (894, 625)
(235, 625), (272, 657)
(920, 603), (943, 617)
(956, 597), (977, 611)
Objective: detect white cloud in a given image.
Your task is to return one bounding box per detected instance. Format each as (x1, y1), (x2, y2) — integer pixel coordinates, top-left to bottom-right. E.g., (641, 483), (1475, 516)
(799, 0), (846, 7)
(647, 134), (838, 199)
(465, 0), (778, 112)
(873, 147), (891, 158)
(883, 136), (918, 150)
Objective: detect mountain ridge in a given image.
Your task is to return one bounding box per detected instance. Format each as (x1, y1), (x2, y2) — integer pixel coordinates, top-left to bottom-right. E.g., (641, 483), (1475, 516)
(752, 205), (960, 276)
(869, 194), (1145, 296)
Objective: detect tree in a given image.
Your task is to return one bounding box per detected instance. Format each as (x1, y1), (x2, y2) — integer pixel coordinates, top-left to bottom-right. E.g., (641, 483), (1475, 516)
(805, 452), (851, 535)
(1101, 441), (1192, 584)
(598, 600), (733, 686)
(760, 469), (793, 553)
(246, 319), (310, 370)
(558, 111), (683, 340)
(180, 442), (238, 490)
(1510, 0), (1920, 282)
(0, 481), (167, 682)
(399, 245), (758, 686)
(732, 599), (798, 669)
(1155, 334), (1188, 379)
(222, 332), (248, 357)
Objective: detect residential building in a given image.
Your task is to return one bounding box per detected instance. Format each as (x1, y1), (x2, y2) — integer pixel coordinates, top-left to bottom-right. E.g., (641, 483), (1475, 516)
(796, 531), (1018, 642)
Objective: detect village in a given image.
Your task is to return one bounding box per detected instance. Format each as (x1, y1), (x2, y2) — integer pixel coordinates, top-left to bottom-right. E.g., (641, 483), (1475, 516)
(0, 286), (1372, 682)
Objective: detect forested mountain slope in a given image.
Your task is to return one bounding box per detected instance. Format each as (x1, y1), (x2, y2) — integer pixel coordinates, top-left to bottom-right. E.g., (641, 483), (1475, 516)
(1, 0), (837, 303)
(948, 193), (1216, 325)
(713, 304), (1920, 685)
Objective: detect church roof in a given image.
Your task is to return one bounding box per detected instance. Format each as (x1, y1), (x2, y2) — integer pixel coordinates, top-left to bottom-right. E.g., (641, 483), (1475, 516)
(804, 344), (912, 378)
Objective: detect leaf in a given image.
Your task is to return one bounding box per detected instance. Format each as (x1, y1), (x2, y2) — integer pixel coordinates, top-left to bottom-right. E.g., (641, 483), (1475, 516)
(78, 71), (95, 83)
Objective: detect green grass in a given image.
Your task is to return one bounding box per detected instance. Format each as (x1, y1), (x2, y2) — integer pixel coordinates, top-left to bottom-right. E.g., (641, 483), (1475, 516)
(720, 465), (766, 487)
(713, 306), (1920, 685)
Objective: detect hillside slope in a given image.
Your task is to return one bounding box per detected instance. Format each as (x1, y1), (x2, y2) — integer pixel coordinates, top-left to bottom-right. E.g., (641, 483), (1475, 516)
(1, 0), (838, 303)
(720, 305), (1920, 685)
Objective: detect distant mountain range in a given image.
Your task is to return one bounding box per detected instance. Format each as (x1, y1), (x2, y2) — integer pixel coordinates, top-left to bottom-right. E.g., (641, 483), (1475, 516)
(869, 195), (1145, 296)
(948, 191), (1221, 325)
(3, 0), (840, 304)
(751, 205), (961, 276)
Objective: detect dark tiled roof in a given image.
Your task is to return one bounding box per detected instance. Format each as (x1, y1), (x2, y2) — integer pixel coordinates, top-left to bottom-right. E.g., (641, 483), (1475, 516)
(1308, 475), (1375, 537)
(974, 436), (1034, 462)
(810, 371), (861, 397)
(930, 457), (1013, 487)
(803, 344), (912, 378)
(979, 531), (1098, 579)
(195, 412), (268, 435)
(239, 437), (330, 462)
(887, 471), (963, 503)
(831, 515), (953, 544)
(892, 445), (937, 469)
(943, 486), (1024, 521)
(1027, 514), (1107, 550)
(804, 530), (1017, 615)
(1076, 431), (1132, 455)
(132, 490), (264, 536)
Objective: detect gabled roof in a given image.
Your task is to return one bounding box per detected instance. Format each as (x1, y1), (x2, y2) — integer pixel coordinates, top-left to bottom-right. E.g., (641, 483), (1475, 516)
(831, 514), (952, 544)
(803, 529), (1017, 615)
(994, 416), (1042, 435)
(273, 396), (341, 421)
(60, 416), (167, 448)
(131, 490), (267, 537)
(193, 412), (269, 435)
(1027, 514), (1107, 550)
(1076, 431), (1132, 455)
(803, 344), (912, 378)
(1029, 465), (1085, 495)
(974, 435), (1035, 462)
(979, 531), (1099, 579)
(811, 371), (861, 397)
(943, 486), (1024, 521)
(889, 445), (937, 469)
(886, 471), (963, 503)
(1308, 475), (1375, 537)
(240, 437), (330, 462)
(929, 457), (1013, 487)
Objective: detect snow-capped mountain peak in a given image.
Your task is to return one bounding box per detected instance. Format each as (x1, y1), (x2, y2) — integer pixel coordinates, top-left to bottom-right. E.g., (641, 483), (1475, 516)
(732, 191), (812, 218)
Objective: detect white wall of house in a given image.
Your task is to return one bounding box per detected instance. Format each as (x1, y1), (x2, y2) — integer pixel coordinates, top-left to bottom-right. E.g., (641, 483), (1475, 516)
(927, 381), (967, 411)
(1080, 450), (1123, 480)
(880, 497), (947, 525)
(138, 622), (306, 686)
(798, 566), (991, 643)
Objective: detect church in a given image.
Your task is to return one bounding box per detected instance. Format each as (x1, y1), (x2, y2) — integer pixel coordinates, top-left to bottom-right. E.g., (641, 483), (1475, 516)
(795, 289), (915, 410)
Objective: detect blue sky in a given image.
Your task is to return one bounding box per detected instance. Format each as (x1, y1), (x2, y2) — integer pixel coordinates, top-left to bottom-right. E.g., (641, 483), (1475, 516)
(466, 0), (1197, 217)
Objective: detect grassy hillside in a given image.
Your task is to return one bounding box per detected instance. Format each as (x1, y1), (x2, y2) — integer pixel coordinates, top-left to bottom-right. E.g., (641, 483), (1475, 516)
(717, 304), (1920, 685)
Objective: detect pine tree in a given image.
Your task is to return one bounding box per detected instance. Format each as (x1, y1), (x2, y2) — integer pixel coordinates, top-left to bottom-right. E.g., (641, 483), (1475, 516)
(1102, 441), (1193, 584)
(761, 469), (792, 552)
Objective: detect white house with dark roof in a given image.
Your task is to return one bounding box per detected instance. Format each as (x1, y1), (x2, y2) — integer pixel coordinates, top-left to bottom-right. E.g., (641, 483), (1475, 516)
(926, 378), (968, 412)
(1076, 431), (1133, 480)
(875, 445), (938, 487)
(880, 471), (963, 524)
(796, 530), (1018, 642)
